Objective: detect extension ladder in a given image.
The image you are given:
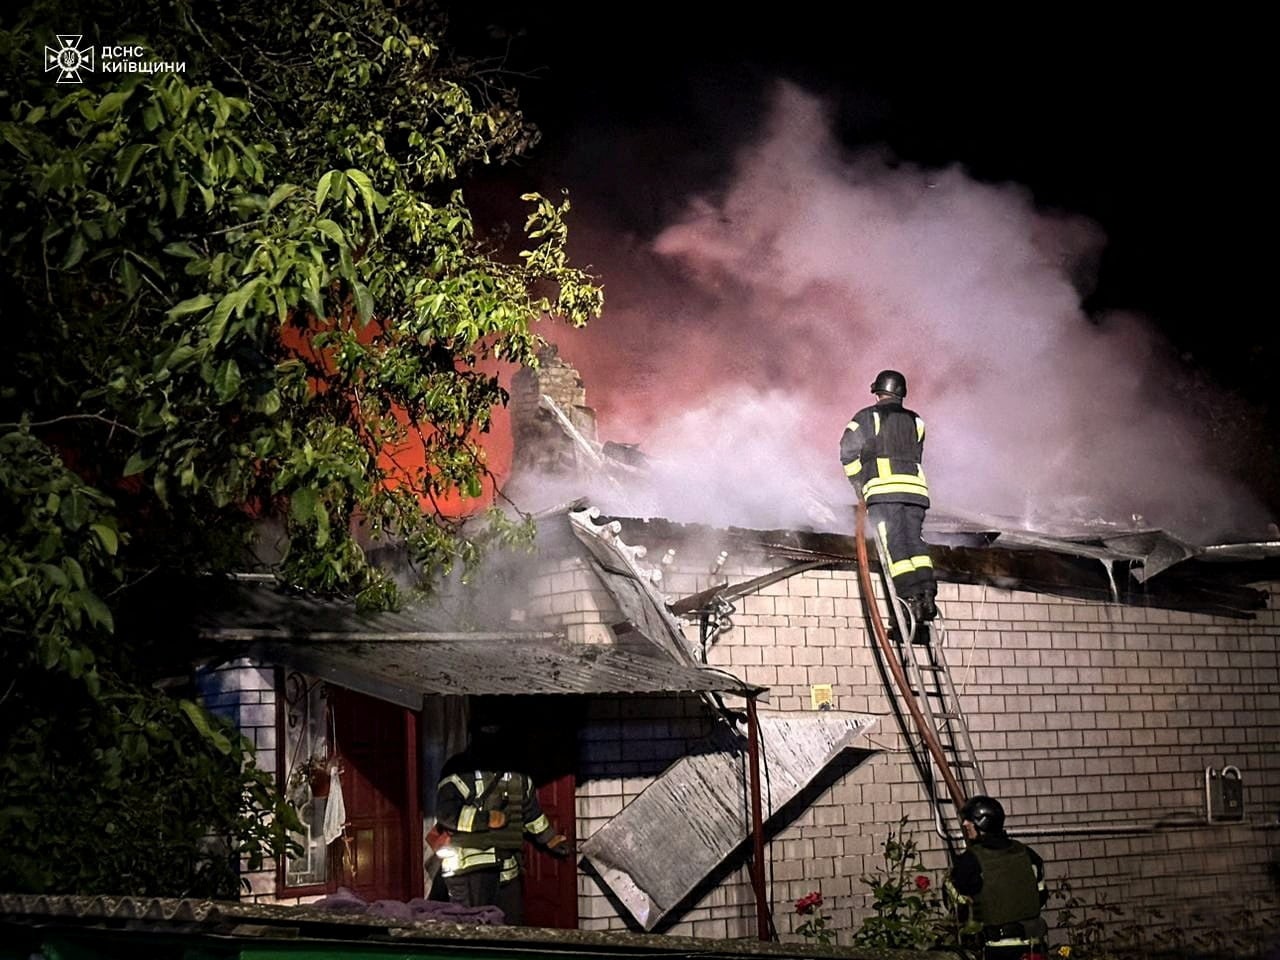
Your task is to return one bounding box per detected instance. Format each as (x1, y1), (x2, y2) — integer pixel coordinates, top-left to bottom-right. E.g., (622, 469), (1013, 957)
(862, 511), (986, 835)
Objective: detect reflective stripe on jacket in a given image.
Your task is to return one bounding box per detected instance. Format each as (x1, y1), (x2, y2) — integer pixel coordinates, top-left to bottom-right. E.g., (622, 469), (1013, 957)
(435, 764), (556, 879)
(839, 399), (929, 507)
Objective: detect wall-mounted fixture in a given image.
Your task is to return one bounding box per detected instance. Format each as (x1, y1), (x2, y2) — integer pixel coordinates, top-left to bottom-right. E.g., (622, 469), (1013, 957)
(1205, 765), (1244, 823)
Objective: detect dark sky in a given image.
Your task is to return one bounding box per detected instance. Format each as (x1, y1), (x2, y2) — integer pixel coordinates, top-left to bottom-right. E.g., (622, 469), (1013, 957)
(454, 8), (1270, 392)
(446, 7), (1278, 529)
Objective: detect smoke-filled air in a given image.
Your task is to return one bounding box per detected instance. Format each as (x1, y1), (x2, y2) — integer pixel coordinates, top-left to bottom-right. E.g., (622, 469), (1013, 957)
(522, 82), (1268, 543)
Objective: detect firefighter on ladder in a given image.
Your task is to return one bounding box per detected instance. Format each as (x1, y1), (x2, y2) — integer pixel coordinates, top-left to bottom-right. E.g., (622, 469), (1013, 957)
(840, 369), (939, 624)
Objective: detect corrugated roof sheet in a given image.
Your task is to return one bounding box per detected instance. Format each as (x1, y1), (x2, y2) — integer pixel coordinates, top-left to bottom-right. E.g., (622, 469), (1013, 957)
(243, 638), (757, 708)
(580, 711), (878, 930)
(567, 507), (703, 667)
(195, 578), (759, 705)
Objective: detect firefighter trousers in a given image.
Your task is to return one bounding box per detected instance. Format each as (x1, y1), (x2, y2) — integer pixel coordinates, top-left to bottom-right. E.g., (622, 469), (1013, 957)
(445, 868), (524, 924)
(868, 502), (935, 600)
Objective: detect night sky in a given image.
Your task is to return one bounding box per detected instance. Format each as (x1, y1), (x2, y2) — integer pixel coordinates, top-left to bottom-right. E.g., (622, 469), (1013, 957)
(490, 11), (1268, 372)
(448, 7), (1277, 530)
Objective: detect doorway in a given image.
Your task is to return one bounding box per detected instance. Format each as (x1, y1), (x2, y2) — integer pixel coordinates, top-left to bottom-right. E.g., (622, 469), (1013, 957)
(328, 686), (422, 902)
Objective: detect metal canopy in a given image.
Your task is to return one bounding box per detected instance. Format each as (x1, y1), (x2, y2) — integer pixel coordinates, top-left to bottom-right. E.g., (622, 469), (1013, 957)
(237, 637), (759, 709)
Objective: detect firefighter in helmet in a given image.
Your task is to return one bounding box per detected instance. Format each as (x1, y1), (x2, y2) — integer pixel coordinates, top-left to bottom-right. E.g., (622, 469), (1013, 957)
(434, 717), (572, 923)
(948, 795), (1049, 959)
(839, 369), (939, 621)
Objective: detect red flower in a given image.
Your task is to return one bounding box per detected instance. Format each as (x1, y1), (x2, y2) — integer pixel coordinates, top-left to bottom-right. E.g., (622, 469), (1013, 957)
(915, 874), (930, 891)
(794, 891), (823, 914)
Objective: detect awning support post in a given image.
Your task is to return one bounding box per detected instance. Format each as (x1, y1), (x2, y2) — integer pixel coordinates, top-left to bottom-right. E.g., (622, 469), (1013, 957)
(747, 694), (770, 941)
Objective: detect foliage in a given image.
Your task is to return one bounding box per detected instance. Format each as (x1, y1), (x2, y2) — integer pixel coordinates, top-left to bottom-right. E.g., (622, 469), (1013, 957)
(852, 817), (958, 950)
(1050, 879), (1278, 960)
(1052, 879), (1126, 960)
(0, 0), (600, 896)
(793, 890), (835, 946)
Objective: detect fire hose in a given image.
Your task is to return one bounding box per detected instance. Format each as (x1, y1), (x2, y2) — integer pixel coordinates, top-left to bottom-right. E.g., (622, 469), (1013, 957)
(853, 497), (968, 813)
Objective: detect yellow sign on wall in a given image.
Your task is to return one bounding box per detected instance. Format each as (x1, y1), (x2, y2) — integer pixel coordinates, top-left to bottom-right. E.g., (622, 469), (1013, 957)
(810, 684), (833, 711)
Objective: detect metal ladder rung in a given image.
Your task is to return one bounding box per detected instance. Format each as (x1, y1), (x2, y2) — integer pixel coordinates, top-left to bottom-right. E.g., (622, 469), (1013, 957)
(866, 516), (987, 830)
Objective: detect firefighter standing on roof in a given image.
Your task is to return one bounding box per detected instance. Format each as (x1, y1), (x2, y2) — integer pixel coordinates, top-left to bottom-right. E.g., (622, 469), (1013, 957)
(840, 369), (939, 621)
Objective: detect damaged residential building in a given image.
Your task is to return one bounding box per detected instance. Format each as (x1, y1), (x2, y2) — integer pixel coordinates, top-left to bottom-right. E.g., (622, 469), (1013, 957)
(193, 344), (1280, 951)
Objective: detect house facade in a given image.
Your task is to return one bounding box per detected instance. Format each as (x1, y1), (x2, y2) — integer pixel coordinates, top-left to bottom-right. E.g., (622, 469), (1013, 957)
(195, 349), (1280, 955)
(198, 507), (1280, 953)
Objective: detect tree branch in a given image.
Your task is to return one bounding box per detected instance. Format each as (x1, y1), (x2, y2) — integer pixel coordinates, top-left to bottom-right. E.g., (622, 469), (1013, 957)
(2, 413), (139, 435)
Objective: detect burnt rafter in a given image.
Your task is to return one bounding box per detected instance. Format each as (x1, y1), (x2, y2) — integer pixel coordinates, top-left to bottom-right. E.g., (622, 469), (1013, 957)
(603, 516), (1271, 620)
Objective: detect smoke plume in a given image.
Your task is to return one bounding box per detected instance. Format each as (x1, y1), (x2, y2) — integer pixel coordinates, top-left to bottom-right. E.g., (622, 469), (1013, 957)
(527, 82), (1267, 542)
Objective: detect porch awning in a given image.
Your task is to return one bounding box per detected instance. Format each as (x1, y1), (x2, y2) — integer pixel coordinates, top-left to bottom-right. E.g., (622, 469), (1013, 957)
(231, 636), (760, 709)
(193, 577), (760, 708)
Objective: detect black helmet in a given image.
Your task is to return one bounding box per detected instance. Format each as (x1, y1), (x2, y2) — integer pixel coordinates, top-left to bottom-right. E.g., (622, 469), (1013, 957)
(870, 369), (907, 399)
(961, 795), (1006, 837)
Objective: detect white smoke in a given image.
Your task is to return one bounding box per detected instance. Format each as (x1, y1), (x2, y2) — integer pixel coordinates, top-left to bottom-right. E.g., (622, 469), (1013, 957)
(534, 81), (1267, 542)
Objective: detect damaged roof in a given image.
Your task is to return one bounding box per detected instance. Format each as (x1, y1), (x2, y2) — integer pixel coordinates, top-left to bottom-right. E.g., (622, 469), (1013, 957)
(592, 512), (1279, 619)
(239, 636), (758, 708)
(194, 579), (760, 706)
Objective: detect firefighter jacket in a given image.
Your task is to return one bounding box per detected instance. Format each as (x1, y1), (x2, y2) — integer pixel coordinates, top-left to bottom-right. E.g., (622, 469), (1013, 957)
(949, 835), (1047, 934)
(434, 762), (558, 881)
(839, 399), (929, 507)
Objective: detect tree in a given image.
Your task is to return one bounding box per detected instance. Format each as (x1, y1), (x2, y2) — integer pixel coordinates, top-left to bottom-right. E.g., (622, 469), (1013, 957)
(0, 0), (601, 895)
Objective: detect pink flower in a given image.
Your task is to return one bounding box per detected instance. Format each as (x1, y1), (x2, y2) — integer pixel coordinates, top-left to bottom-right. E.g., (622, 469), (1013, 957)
(794, 891), (823, 914)
(915, 874), (930, 891)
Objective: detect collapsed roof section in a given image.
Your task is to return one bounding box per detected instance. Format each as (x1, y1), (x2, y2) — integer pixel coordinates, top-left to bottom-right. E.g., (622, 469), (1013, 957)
(586, 514), (1277, 620)
(566, 507), (705, 668)
(505, 348), (1278, 617)
(579, 710), (877, 931)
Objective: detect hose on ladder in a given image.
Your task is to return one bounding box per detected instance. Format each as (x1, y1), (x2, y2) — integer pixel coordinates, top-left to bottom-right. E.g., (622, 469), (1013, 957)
(854, 498), (968, 814)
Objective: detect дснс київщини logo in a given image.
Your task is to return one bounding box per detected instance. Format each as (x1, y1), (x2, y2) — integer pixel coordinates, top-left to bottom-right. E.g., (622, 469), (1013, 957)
(41, 36), (185, 82)
(44, 35), (94, 83)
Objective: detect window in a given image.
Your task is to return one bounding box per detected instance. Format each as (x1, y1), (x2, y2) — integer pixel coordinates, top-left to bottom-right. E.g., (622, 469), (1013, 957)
(280, 670), (333, 890)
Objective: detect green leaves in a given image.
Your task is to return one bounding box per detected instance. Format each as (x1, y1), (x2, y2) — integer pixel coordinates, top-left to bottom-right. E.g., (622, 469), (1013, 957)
(314, 217), (347, 247)
(167, 293), (213, 320)
(315, 168), (345, 211)
(0, 0), (601, 900)
(852, 817), (956, 950)
(178, 700), (233, 755)
(115, 143), (151, 186)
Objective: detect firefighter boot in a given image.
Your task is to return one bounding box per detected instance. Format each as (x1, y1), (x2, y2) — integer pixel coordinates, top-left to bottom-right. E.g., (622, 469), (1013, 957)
(919, 591), (939, 622)
(903, 596), (926, 637)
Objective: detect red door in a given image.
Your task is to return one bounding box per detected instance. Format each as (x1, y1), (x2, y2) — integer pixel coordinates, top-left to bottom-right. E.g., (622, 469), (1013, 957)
(330, 687), (422, 902)
(501, 693), (577, 930)
(523, 769), (578, 929)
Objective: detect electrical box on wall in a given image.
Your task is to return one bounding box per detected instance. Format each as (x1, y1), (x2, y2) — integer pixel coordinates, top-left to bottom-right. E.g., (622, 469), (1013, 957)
(1205, 765), (1244, 822)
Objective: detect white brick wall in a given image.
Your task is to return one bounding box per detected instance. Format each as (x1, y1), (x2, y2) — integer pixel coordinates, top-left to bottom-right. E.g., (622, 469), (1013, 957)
(196, 658), (279, 901)
(210, 536), (1278, 947)
(557, 538), (1280, 949)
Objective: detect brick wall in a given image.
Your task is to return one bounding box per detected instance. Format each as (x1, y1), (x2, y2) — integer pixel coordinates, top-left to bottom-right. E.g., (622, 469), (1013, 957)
(509, 344), (599, 478)
(529, 531), (1280, 951)
(195, 658), (280, 901)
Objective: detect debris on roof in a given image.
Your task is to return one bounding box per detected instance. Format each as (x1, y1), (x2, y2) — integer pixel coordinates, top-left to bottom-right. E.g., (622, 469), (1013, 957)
(598, 514), (1273, 619)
